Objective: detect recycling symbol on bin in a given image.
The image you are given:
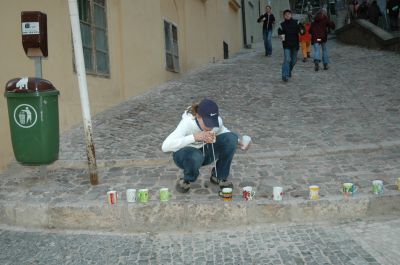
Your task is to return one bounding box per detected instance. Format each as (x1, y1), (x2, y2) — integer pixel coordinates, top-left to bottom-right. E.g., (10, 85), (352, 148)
(13, 104), (38, 128)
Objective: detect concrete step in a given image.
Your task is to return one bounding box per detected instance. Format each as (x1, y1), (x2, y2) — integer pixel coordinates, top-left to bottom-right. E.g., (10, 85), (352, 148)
(1, 192), (399, 233)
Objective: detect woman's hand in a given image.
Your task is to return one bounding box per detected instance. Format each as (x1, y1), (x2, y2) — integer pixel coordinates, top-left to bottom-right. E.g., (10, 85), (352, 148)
(194, 131), (216, 144)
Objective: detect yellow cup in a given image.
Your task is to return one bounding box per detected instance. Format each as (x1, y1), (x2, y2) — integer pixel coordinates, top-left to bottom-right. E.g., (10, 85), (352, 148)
(309, 185), (320, 200)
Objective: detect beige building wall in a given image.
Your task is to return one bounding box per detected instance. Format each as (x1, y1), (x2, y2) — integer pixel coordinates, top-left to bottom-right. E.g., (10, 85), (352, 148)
(244, 0), (263, 46)
(221, 0), (243, 57)
(0, 0), (247, 171)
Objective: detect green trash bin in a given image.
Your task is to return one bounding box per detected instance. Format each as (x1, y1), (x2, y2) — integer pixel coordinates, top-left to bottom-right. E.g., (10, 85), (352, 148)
(4, 77), (60, 165)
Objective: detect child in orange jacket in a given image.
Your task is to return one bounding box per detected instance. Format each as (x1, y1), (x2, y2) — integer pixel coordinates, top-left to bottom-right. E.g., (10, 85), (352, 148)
(299, 20), (311, 62)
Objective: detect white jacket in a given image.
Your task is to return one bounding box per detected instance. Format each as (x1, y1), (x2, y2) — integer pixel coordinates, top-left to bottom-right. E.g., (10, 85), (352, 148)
(161, 111), (230, 153)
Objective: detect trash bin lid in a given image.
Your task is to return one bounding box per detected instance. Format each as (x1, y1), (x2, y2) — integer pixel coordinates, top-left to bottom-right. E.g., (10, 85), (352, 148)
(5, 77), (56, 93)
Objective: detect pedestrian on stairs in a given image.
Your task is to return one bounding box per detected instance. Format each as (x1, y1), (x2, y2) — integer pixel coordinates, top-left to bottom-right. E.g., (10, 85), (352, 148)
(257, 5), (276, 56)
(310, 8), (336, 71)
(278, 9), (302, 82)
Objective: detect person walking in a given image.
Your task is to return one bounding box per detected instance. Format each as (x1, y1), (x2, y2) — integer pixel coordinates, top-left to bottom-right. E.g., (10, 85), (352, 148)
(304, 1), (314, 22)
(299, 18), (312, 62)
(357, 0), (370, 19)
(368, 0), (383, 25)
(310, 9), (336, 71)
(278, 9), (301, 82)
(348, 0), (360, 22)
(162, 98), (248, 193)
(257, 5), (276, 56)
(387, 0), (400, 30)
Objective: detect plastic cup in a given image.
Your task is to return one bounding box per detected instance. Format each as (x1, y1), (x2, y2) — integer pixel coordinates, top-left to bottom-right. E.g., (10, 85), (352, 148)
(159, 188), (171, 202)
(372, 180), (383, 195)
(242, 186), (256, 201)
(273, 187), (283, 201)
(309, 185), (320, 200)
(126, 189), (136, 203)
(138, 188), (149, 203)
(107, 190), (118, 205)
(219, 187), (233, 202)
(240, 135), (252, 150)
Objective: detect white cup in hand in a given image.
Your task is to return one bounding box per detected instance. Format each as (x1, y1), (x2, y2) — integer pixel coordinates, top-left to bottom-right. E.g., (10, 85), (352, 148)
(280, 34), (285, 41)
(211, 131), (216, 143)
(240, 135), (252, 150)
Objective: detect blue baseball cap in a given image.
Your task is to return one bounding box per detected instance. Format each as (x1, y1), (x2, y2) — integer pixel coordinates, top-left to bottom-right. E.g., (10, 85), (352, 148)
(198, 99), (219, 128)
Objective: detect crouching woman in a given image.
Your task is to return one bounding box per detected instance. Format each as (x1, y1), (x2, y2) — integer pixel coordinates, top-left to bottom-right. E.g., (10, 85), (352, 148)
(162, 98), (239, 193)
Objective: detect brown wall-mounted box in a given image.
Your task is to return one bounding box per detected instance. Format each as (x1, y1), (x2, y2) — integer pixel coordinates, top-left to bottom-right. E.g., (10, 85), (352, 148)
(21, 11), (48, 57)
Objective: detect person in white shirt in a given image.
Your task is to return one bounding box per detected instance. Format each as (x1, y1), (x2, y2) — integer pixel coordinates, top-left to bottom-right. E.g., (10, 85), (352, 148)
(162, 98), (242, 193)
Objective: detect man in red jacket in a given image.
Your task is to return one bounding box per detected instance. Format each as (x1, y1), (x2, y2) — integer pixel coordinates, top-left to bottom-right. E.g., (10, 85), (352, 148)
(310, 9), (336, 71)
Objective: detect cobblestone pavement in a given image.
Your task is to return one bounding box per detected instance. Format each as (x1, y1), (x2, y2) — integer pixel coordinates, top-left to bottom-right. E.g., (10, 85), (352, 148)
(0, 38), (399, 204)
(0, 217), (399, 265)
(58, 39), (400, 161)
(1, 146), (399, 204)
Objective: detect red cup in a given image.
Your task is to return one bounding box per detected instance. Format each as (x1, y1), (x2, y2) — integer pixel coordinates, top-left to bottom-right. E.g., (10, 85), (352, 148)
(107, 191), (117, 205)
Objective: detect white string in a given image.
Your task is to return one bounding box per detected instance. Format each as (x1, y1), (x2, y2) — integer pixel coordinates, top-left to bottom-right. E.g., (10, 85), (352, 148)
(211, 142), (217, 179)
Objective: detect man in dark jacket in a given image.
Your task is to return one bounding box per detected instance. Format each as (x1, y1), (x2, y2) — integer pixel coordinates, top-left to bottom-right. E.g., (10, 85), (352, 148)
(368, 1), (382, 25)
(310, 9), (336, 71)
(278, 9), (301, 82)
(357, 0), (369, 19)
(257, 5), (276, 56)
(387, 0), (400, 30)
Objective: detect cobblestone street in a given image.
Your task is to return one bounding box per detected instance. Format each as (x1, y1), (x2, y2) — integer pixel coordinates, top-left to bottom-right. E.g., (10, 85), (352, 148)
(1, 217), (399, 265)
(59, 39), (400, 162)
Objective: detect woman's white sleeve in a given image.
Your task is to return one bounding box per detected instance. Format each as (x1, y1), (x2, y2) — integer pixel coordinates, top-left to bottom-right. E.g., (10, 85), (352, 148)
(161, 120), (195, 153)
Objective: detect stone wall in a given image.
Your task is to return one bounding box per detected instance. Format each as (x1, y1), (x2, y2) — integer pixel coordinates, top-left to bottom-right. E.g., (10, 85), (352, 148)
(336, 19), (400, 52)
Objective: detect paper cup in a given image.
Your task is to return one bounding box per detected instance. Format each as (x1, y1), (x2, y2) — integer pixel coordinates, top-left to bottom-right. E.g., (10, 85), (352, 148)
(159, 188), (171, 202)
(309, 185), (320, 200)
(342, 183), (357, 198)
(240, 135), (252, 150)
(372, 180), (383, 195)
(273, 187), (283, 201)
(126, 189), (136, 203)
(242, 186), (255, 201)
(138, 188), (149, 203)
(107, 190), (118, 205)
(280, 34), (285, 41)
(220, 187), (233, 202)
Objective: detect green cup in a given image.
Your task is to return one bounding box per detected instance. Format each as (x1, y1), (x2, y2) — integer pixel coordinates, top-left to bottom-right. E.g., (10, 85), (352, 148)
(342, 183), (357, 197)
(137, 188), (149, 203)
(372, 180), (383, 195)
(159, 188), (171, 202)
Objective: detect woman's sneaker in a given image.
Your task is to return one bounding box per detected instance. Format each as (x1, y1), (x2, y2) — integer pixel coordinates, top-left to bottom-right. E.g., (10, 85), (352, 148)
(176, 178), (190, 193)
(210, 168), (233, 189)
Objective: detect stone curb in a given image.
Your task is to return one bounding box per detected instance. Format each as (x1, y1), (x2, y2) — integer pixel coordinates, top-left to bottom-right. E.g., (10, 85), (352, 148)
(1, 192), (399, 233)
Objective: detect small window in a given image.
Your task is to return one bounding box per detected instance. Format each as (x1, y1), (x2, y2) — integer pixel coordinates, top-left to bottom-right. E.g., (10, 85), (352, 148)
(164, 20), (180, 72)
(78, 0), (110, 76)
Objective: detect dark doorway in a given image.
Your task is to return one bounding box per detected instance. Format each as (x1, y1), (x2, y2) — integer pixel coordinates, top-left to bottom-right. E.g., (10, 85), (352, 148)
(223, 41), (229, 59)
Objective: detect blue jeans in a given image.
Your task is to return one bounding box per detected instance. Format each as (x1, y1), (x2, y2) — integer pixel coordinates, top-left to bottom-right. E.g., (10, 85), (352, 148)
(263, 29), (273, 55)
(282, 48), (298, 79)
(313, 42), (329, 65)
(173, 132), (238, 182)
